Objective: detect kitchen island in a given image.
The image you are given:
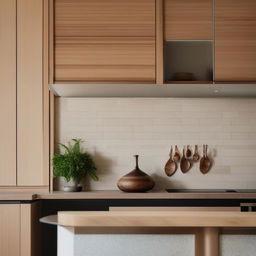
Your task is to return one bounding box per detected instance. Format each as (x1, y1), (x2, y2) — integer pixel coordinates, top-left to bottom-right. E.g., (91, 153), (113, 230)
(1, 190), (256, 256)
(42, 210), (256, 256)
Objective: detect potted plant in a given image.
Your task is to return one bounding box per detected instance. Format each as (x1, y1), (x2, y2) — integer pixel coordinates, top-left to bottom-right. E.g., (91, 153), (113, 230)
(53, 139), (98, 192)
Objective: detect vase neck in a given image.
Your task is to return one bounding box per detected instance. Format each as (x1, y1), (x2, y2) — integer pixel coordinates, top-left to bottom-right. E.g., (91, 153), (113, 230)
(134, 155), (139, 168)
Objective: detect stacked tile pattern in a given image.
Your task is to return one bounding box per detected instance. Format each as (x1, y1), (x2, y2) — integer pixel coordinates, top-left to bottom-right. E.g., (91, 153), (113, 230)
(56, 98), (256, 190)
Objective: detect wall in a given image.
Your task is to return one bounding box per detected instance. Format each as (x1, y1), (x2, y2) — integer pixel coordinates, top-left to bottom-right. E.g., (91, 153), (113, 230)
(55, 98), (256, 190)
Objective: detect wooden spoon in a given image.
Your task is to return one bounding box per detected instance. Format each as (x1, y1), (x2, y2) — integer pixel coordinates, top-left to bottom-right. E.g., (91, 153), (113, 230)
(173, 145), (180, 162)
(180, 146), (191, 173)
(164, 147), (177, 177)
(193, 145), (200, 162)
(200, 145), (211, 174)
(186, 145), (192, 158)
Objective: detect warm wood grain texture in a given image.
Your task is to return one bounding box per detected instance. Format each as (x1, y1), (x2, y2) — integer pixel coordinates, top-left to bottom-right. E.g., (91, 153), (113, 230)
(0, 0), (17, 185)
(20, 202), (42, 256)
(0, 186), (49, 194)
(17, 0), (48, 186)
(58, 211), (256, 228)
(37, 190), (256, 200)
(109, 207), (240, 212)
(43, 0), (50, 190)
(55, 37), (155, 82)
(0, 205), (20, 256)
(215, 0), (256, 82)
(50, 92), (55, 192)
(49, 0), (55, 84)
(156, 0), (164, 84)
(165, 0), (213, 40)
(55, 0), (155, 37)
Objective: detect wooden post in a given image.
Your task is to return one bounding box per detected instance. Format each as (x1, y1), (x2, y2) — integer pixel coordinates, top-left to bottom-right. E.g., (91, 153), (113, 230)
(196, 227), (219, 256)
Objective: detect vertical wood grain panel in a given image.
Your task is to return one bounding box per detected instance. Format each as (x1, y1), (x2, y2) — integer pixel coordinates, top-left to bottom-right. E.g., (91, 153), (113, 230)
(156, 0), (164, 84)
(21, 202), (42, 256)
(165, 0), (213, 40)
(0, 204), (20, 256)
(0, 0), (17, 185)
(43, 0), (50, 190)
(17, 0), (48, 186)
(215, 0), (256, 82)
(55, 0), (155, 37)
(49, 0), (55, 84)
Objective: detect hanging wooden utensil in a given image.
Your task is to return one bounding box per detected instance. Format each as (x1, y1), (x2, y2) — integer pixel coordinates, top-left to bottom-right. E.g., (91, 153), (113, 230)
(193, 145), (200, 162)
(173, 145), (181, 162)
(180, 146), (191, 173)
(186, 145), (192, 158)
(164, 147), (178, 177)
(200, 145), (211, 174)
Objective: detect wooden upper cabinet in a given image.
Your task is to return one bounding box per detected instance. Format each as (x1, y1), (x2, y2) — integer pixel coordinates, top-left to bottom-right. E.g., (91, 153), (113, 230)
(54, 0), (156, 83)
(55, 0), (155, 37)
(0, 0), (17, 186)
(215, 0), (256, 82)
(55, 37), (155, 82)
(164, 0), (213, 40)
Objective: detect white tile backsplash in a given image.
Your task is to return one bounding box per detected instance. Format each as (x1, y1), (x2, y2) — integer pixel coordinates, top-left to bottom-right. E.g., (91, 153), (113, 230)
(56, 98), (256, 190)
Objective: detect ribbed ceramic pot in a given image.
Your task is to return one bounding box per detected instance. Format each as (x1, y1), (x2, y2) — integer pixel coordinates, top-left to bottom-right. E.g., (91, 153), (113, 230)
(63, 178), (82, 192)
(117, 155), (155, 192)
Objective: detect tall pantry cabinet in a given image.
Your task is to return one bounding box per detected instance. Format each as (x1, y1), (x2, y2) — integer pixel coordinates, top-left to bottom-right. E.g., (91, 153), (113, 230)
(0, 0), (49, 189)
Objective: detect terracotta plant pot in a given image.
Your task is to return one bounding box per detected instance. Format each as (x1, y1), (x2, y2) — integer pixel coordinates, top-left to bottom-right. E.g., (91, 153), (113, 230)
(117, 155), (155, 192)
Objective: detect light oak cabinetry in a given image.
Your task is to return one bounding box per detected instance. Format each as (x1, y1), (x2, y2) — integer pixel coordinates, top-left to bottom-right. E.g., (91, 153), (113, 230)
(0, 0), (17, 186)
(55, 0), (155, 37)
(0, 203), (41, 256)
(215, 0), (256, 82)
(17, 0), (47, 186)
(55, 37), (155, 82)
(164, 0), (213, 83)
(0, 204), (20, 256)
(164, 0), (213, 40)
(0, 0), (49, 188)
(54, 0), (156, 83)
(51, 0), (256, 86)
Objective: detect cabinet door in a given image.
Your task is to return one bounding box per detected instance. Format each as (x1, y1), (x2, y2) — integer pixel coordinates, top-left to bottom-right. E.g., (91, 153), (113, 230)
(55, 37), (155, 82)
(20, 203), (41, 256)
(17, 0), (48, 186)
(165, 0), (213, 40)
(0, 0), (17, 185)
(215, 0), (256, 82)
(55, 0), (155, 37)
(0, 205), (20, 256)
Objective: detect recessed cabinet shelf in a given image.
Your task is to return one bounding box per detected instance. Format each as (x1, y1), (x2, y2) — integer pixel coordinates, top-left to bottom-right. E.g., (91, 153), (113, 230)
(164, 40), (213, 83)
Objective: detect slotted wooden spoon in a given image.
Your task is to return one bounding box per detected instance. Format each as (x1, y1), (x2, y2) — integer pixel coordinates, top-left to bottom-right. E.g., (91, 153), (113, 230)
(200, 144), (211, 174)
(180, 146), (191, 173)
(164, 147), (177, 177)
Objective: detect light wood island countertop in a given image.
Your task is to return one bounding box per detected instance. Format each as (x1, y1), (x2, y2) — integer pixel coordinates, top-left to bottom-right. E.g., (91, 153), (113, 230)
(58, 211), (256, 228)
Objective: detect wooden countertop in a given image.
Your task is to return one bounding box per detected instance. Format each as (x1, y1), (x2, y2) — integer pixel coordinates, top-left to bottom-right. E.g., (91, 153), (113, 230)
(2, 190), (256, 201)
(37, 190), (256, 200)
(0, 192), (36, 201)
(58, 211), (256, 228)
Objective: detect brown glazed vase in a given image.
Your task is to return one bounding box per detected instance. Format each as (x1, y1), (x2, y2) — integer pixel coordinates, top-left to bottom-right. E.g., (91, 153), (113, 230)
(117, 155), (155, 192)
